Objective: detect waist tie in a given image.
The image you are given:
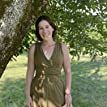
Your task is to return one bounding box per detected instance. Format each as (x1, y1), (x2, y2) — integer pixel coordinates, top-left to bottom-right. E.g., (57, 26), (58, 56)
(35, 72), (61, 81)
(36, 73), (60, 77)
(32, 72), (63, 88)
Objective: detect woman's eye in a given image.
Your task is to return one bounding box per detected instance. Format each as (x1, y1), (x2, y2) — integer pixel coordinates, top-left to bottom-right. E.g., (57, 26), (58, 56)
(39, 28), (43, 30)
(46, 26), (49, 28)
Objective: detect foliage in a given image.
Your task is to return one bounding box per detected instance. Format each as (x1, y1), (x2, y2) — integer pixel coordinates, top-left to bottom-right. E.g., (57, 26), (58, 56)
(18, 25), (36, 54)
(19, 0), (107, 59)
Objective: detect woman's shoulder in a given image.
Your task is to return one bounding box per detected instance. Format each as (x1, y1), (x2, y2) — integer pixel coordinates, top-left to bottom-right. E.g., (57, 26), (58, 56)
(58, 42), (68, 49)
(28, 43), (35, 54)
(30, 42), (41, 49)
(29, 42), (41, 52)
(58, 42), (69, 54)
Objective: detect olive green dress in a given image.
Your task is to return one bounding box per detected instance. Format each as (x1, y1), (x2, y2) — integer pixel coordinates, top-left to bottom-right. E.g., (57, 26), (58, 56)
(30, 42), (65, 107)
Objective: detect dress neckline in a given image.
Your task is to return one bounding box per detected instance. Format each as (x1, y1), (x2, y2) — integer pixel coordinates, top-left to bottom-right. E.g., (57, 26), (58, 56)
(40, 42), (57, 61)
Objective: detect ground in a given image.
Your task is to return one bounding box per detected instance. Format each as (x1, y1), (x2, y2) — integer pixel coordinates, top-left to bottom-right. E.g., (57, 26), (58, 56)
(0, 53), (107, 107)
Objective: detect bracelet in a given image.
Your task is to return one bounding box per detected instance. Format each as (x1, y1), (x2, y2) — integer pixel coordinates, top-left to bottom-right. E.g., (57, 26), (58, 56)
(65, 89), (71, 95)
(65, 93), (71, 95)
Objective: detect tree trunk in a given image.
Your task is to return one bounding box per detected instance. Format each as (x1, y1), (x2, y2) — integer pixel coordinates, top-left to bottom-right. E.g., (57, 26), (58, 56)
(0, 0), (48, 77)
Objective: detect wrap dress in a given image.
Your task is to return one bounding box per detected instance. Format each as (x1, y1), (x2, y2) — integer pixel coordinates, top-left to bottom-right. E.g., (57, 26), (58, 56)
(30, 42), (65, 107)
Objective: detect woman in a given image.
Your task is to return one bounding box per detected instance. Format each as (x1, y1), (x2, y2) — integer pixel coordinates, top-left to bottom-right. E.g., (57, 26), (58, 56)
(25, 15), (72, 107)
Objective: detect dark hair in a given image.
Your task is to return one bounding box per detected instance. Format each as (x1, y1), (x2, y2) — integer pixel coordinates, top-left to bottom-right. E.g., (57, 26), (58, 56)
(35, 15), (57, 41)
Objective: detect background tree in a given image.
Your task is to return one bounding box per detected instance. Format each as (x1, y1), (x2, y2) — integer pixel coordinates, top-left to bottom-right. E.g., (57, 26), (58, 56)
(1, 0), (107, 77)
(0, 0), (48, 77)
(47, 0), (107, 59)
(21, 0), (107, 60)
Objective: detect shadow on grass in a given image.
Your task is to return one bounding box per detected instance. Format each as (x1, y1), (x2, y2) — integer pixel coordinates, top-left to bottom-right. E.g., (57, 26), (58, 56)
(72, 59), (107, 107)
(7, 63), (27, 69)
(0, 78), (26, 107)
(7, 52), (27, 69)
(0, 59), (107, 107)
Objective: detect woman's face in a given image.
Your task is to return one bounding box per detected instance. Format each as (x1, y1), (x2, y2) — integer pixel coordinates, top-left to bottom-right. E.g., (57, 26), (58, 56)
(38, 20), (54, 41)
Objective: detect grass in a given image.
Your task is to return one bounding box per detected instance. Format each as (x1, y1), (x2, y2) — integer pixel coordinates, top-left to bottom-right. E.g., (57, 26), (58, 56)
(0, 53), (27, 107)
(0, 53), (107, 107)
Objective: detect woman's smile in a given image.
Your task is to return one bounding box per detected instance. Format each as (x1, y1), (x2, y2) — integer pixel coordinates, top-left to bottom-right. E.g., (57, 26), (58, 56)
(39, 20), (54, 41)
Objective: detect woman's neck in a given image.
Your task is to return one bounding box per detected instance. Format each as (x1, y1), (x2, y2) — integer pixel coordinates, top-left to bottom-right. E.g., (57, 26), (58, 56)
(42, 40), (55, 46)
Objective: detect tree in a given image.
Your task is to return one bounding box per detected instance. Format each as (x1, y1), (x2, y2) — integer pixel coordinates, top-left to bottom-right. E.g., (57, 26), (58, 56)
(20, 0), (107, 60)
(47, 0), (107, 58)
(0, 0), (48, 77)
(1, 0), (107, 77)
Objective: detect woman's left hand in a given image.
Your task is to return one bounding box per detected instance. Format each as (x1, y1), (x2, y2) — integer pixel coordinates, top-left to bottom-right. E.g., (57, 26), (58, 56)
(65, 94), (73, 107)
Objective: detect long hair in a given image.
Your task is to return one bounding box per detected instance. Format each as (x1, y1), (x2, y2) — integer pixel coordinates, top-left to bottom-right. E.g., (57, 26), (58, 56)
(35, 15), (57, 41)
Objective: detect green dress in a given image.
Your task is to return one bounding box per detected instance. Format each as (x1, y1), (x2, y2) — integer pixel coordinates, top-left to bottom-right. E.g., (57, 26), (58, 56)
(30, 42), (65, 107)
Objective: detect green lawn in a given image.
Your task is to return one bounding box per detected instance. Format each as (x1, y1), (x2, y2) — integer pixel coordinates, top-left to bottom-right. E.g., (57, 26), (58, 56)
(0, 53), (107, 107)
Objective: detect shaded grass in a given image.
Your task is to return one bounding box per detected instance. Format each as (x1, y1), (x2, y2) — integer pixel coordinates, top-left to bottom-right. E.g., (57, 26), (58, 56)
(0, 54), (107, 107)
(72, 56), (107, 107)
(0, 53), (27, 107)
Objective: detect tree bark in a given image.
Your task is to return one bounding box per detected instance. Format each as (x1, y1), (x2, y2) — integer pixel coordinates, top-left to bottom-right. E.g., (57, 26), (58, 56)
(0, 0), (48, 77)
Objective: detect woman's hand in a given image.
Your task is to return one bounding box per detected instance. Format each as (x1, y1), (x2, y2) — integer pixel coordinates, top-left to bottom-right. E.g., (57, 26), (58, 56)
(65, 94), (73, 107)
(26, 96), (34, 107)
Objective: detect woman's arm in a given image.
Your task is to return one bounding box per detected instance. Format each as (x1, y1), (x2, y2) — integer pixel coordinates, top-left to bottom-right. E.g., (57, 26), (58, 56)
(25, 43), (35, 101)
(62, 43), (71, 94)
(61, 43), (72, 107)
